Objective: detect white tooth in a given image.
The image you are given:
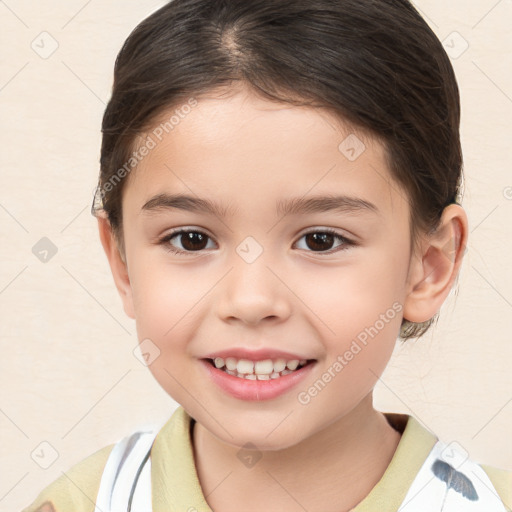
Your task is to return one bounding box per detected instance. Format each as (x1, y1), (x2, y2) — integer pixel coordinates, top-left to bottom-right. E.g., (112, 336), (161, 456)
(299, 359), (307, 366)
(270, 372), (281, 379)
(214, 357), (225, 368)
(226, 369), (236, 375)
(254, 359), (273, 374)
(225, 357), (238, 371)
(286, 359), (299, 371)
(245, 374), (257, 380)
(281, 369), (293, 375)
(273, 359), (287, 372)
(237, 359), (254, 374)
(256, 374), (270, 380)
(236, 372), (245, 378)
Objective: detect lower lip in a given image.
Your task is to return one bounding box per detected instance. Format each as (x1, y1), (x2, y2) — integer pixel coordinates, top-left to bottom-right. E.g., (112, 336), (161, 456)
(200, 359), (316, 401)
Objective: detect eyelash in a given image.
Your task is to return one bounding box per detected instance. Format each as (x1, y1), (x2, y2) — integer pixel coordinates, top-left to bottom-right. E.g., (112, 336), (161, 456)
(158, 228), (356, 256)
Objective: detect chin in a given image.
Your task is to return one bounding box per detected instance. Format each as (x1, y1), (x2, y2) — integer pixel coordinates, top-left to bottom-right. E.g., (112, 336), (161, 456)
(208, 415), (312, 451)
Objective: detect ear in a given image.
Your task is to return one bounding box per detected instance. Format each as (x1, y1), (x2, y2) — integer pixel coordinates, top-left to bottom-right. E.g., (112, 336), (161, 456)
(97, 214), (135, 319)
(403, 204), (468, 324)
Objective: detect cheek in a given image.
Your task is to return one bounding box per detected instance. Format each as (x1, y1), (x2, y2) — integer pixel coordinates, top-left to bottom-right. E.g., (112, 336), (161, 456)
(293, 254), (406, 342)
(296, 298), (401, 420)
(129, 261), (198, 345)
(128, 264), (203, 402)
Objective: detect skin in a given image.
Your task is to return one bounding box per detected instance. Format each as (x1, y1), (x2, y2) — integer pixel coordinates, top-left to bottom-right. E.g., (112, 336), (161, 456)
(98, 84), (468, 512)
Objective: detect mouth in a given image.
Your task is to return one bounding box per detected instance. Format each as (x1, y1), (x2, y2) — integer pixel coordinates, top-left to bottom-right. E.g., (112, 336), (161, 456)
(203, 357), (315, 380)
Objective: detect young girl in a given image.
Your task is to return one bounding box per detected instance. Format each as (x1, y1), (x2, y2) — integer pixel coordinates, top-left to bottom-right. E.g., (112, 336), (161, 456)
(22, 0), (511, 511)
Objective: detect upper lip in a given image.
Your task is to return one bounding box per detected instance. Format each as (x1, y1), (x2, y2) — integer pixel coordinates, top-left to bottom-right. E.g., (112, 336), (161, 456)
(202, 347), (315, 361)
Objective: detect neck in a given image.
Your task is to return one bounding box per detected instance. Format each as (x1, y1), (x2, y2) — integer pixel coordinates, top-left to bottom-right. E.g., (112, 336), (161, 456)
(191, 394), (403, 512)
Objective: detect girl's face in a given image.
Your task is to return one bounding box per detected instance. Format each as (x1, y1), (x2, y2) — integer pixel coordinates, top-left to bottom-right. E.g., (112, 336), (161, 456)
(118, 86), (416, 449)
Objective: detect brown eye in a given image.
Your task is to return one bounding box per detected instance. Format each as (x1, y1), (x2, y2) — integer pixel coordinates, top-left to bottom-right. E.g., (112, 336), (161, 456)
(178, 231), (209, 251)
(295, 229), (355, 254)
(304, 232), (336, 251)
(160, 230), (215, 254)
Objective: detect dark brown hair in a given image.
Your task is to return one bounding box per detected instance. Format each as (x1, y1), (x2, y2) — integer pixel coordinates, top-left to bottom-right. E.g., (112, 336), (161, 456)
(92, 0), (464, 341)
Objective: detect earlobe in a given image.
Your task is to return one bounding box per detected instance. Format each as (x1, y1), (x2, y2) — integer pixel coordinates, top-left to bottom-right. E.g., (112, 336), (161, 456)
(403, 204), (468, 324)
(97, 215), (136, 319)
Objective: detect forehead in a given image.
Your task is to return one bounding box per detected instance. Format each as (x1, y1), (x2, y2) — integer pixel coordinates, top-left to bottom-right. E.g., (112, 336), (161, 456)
(122, 87), (409, 224)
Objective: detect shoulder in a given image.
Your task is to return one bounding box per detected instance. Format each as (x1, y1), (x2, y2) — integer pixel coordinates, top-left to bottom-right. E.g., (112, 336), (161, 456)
(21, 442), (116, 512)
(480, 463), (512, 510)
(384, 413), (512, 510)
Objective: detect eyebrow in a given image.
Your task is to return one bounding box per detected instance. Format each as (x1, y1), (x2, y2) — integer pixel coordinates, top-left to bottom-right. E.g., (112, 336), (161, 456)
(141, 193), (379, 218)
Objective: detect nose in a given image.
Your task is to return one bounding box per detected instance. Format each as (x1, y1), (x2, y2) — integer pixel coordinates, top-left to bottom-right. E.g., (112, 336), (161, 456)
(215, 254), (292, 326)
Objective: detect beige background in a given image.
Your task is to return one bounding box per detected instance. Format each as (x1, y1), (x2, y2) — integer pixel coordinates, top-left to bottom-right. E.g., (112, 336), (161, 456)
(1, 1), (511, 510)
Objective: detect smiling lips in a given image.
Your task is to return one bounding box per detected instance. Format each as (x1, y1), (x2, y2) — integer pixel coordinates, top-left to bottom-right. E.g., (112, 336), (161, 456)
(201, 347), (317, 399)
(208, 356), (311, 380)
(201, 356), (316, 401)
(202, 347), (315, 381)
